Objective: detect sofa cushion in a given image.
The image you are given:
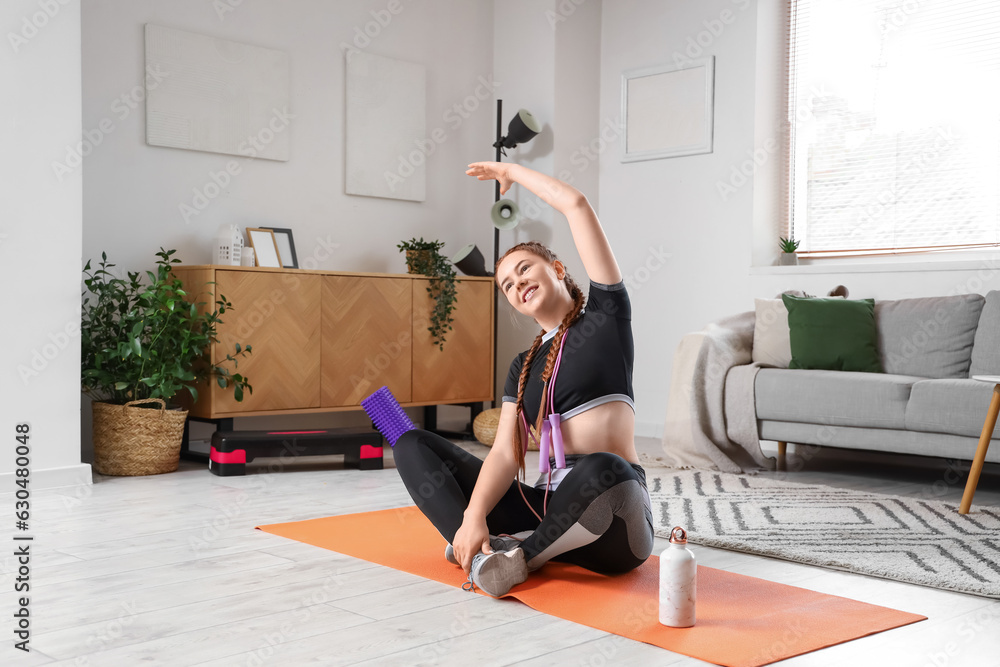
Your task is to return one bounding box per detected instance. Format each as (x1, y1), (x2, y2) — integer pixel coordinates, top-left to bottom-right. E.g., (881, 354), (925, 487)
(904, 378), (1000, 438)
(876, 293), (984, 379)
(970, 290), (1000, 377)
(752, 298), (792, 368)
(782, 295), (882, 373)
(754, 368), (922, 429)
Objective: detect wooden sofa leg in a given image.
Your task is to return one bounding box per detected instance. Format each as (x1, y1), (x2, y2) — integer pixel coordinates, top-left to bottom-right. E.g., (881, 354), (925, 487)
(960, 386), (1000, 514)
(778, 441), (787, 458)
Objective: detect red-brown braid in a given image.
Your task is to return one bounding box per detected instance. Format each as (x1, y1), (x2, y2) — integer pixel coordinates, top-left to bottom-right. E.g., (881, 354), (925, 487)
(496, 242), (586, 477)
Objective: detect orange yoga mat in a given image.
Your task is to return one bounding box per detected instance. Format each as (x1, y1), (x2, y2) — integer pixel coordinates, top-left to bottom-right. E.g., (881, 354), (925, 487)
(257, 506), (925, 667)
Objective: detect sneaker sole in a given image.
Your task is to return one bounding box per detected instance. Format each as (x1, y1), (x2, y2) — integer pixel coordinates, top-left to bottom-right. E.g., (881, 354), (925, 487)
(474, 549), (528, 597)
(445, 544), (458, 565)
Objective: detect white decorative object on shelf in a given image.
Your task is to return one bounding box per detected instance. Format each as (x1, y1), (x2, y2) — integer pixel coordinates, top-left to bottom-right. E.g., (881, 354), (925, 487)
(215, 224), (244, 266)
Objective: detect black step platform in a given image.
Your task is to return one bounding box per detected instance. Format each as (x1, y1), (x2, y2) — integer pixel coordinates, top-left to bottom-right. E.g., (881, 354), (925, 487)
(209, 428), (384, 476)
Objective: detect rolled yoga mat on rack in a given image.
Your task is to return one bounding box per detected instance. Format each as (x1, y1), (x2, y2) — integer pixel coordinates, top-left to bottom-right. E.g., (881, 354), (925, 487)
(257, 506), (925, 667)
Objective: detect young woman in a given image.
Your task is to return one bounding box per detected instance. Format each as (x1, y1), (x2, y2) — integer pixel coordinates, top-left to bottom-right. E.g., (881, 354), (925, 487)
(392, 162), (653, 597)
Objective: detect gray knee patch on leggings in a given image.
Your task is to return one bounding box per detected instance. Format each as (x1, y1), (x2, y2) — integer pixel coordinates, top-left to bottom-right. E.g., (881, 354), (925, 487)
(577, 480), (653, 560)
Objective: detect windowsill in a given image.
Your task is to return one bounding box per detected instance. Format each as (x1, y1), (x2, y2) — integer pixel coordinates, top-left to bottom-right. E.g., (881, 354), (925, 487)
(751, 254), (1000, 275)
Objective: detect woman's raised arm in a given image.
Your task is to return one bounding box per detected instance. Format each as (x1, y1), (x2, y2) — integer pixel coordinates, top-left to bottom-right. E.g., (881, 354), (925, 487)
(466, 162), (623, 285)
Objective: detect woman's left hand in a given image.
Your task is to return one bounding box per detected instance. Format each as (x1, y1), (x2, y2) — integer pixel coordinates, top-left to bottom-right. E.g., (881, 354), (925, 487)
(466, 162), (515, 195)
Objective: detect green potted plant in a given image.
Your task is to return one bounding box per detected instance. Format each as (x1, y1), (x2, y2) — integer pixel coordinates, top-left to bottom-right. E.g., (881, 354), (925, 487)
(779, 236), (801, 266)
(397, 237), (458, 350)
(82, 248), (252, 476)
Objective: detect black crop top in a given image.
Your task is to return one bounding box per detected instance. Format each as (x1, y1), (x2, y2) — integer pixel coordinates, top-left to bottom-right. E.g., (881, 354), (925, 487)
(501, 280), (634, 425)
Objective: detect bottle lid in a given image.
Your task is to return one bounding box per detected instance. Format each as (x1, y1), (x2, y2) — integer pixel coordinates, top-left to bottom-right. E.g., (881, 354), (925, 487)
(669, 526), (687, 544)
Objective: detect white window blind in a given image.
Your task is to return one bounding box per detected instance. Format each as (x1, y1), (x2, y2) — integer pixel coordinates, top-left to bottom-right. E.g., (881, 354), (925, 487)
(786, 0), (1000, 257)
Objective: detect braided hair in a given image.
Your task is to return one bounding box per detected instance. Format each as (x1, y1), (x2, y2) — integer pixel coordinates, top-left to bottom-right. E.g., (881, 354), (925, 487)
(495, 242), (586, 477)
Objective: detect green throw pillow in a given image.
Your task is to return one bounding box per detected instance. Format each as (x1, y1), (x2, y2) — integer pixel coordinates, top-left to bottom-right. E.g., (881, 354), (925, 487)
(781, 294), (883, 373)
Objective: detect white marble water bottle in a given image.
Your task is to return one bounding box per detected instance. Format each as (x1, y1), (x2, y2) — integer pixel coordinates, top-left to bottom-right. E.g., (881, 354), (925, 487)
(659, 526), (696, 627)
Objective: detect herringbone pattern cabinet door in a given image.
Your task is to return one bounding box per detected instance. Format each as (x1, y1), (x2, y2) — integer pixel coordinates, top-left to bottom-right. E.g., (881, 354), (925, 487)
(174, 266), (493, 417)
(322, 276), (412, 406)
(411, 279), (493, 402)
(212, 271), (322, 412)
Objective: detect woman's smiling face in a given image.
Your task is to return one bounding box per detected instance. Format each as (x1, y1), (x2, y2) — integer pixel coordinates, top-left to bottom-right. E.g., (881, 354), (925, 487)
(496, 249), (565, 316)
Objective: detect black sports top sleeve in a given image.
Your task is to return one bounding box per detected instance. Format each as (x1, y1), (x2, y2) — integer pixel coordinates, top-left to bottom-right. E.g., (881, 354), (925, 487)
(500, 279), (631, 407)
(586, 278), (631, 321)
(501, 352), (524, 404)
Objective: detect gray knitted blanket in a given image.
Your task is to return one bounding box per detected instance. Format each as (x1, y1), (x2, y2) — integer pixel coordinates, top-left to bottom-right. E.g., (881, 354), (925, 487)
(655, 310), (776, 473)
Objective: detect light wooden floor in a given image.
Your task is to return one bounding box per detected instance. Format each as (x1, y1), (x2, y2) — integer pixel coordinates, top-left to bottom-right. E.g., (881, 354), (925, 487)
(3, 432), (999, 666)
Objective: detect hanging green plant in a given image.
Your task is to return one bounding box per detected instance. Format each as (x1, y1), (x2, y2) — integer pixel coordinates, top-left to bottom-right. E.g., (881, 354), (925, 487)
(397, 237), (458, 350)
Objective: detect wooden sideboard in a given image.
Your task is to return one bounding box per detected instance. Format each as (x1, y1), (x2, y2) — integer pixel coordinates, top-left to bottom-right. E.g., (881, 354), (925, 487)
(171, 265), (495, 419)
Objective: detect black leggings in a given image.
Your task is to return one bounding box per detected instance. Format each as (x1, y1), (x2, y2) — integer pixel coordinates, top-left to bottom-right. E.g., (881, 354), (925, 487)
(393, 429), (654, 574)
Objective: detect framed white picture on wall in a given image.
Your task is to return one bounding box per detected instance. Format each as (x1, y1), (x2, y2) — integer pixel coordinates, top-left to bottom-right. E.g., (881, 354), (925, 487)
(144, 24), (291, 161)
(621, 56), (715, 162)
(345, 51), (427, 202)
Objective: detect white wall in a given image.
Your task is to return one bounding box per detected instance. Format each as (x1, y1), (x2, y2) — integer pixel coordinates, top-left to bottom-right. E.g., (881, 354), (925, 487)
(552, 0), (603, 286)
(600, 0), (761, 436)
(492, 0), (605, 398)
(600, 0), (1000, 439)
(492, 0), (557, 382)
(80, 0), (497, 444)
(1, 0), (91, 489)
(83, 0), (496, 273)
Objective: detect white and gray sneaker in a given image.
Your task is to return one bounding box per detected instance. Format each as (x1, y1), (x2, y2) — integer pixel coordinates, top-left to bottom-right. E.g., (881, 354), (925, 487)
(491, 533), (527, 552)
(444, 534), (527, 566)
(466, 547), (529, 597)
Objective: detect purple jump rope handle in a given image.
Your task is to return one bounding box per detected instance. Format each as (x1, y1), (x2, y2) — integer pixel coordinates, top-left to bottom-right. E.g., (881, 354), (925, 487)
(360, 386), (417, 447)
(538, 420), (552, 473)
(537, 332), (568, 473)
(549, 413), (565, 469)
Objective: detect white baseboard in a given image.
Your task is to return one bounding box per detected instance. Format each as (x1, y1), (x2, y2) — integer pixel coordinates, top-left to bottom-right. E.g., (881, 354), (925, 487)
(635, 419), (662, 440)
(0, 463), (92, 494)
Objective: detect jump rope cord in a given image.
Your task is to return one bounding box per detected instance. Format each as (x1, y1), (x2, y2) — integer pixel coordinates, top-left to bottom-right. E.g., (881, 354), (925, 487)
(517, 417), (545, 522)
(515, 332), (569, 520)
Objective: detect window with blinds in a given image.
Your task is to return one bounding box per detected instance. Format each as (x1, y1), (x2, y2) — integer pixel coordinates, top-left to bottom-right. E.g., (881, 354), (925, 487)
(785, 0), (1000, 257)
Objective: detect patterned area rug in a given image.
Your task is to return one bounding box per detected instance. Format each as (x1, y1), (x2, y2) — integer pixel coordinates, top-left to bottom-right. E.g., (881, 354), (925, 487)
(646, 470), (1000, 598)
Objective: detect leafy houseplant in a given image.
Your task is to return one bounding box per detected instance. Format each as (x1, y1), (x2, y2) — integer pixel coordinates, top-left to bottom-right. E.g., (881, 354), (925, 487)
(82, 248), (252, 475)
(779, 236), (800, 266)
(82, 248), (252, 404)
(397, 237), (458, 350)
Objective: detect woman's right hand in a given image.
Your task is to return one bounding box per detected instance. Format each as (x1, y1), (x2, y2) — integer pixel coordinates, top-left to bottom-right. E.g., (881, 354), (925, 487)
(452, 514), (493, 574)
(466, 162), (516, 195)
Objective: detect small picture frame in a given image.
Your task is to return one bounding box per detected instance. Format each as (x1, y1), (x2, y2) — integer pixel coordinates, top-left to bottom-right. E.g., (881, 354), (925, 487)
(263, 227), (298, 268)
(621, 56), (715, 162)
(245, 228), (283, 268)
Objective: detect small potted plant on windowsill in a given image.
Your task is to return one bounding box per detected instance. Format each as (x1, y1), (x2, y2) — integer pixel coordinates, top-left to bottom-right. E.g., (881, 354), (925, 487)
(779, 236), (800, 266)
(397, 237), (458, 350)
(82, 248), (252, 476)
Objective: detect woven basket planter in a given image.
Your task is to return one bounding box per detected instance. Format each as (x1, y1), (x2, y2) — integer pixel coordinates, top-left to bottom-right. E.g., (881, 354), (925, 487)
(405, 250), (432, 274)
(473, 407), (539, 450)
(473, 408), (501, 446)
(92, 399), (188, 476)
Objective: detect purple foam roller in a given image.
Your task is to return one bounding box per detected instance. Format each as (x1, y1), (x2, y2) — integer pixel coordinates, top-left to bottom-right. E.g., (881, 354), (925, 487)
(361, 386), (417, 447)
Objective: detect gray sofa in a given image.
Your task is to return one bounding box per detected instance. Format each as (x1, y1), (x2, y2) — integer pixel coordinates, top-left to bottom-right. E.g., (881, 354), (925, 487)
(751, 291), (1000, 466)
